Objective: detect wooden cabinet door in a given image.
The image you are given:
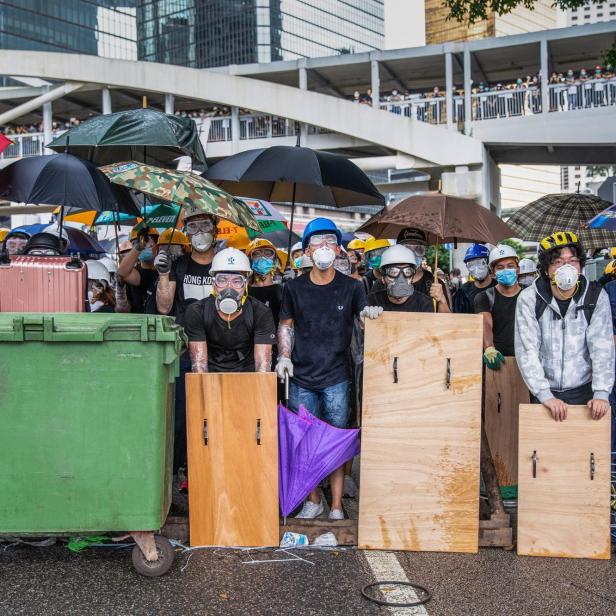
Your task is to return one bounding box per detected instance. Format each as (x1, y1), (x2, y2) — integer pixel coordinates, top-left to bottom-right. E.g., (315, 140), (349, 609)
(358, 313), (483, 553)
(517, 404), (611, 559)
(484, 358), (530, 487)
(186, 373), (278, 547)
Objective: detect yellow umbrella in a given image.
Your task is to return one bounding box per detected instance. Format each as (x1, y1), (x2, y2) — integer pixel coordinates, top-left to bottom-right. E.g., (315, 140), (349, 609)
(217, 220), (251, 250)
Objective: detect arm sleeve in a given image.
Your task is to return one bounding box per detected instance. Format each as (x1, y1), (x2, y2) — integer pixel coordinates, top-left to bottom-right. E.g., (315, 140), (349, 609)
(514, 289), (553, 402)
(474, 290), (490, 314)
(605, 282), (616, 335)
(253, 303), (277, 345)
(184, 302), (206, 342)
(278, 283), (295, 321)
(353, 279), (368, 316)
(586, 290), (616, 400)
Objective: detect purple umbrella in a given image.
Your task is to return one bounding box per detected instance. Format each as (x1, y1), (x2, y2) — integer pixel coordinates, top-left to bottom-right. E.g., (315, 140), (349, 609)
(278, 404), (360, 520)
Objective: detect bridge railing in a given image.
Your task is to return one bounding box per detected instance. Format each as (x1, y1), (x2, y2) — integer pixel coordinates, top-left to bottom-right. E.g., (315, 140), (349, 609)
(379, 97), (446, 124)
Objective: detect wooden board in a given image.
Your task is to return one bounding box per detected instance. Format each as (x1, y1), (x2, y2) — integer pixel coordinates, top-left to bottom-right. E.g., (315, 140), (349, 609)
(186, 373), (278, 547)
(517, 404), (611, 559)
(484, 358), (529, 486)
(358, 313), (483, 553)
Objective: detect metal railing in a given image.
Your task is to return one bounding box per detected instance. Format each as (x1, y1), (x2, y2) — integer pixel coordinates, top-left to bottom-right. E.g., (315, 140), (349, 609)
(548, 79), (616, 111)
(379, 97), (446, 124)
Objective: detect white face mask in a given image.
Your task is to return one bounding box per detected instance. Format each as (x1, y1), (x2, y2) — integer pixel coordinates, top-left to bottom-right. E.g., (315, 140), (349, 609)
(468, 261), (489, 281)
(313, 247), (336, 271)
(553, 263), (579, 291)
(190, 232), (214, 252)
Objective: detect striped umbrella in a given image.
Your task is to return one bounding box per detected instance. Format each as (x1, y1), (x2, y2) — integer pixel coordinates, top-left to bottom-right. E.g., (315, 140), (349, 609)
(506, 193), (616, 249)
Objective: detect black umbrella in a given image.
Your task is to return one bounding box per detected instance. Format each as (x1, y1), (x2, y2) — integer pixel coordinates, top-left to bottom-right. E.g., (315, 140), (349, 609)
(47, 108), (208, 171)
(0, 153), (139, 216)
(203, 145), (384, 256)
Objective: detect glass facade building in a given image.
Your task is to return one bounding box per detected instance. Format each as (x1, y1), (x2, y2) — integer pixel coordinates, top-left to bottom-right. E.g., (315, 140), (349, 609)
(137, 0), (384, 68)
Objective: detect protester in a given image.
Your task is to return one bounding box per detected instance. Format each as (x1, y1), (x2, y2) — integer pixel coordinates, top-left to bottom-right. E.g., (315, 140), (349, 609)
(85, 259), (115, 313)
(276, 217), (377, 520)
(599, 259), (616, 286)
(346, 238), (365, 275)
(518, 258), (538, 288)
(246, 238), (283, 327)
(290, 241), (303, 268)
(22, 232), (64, 256)
(515, 231), (614, 421)
(361, 237), (389, 293)
(602, 275), (616, 456)
(475, 245), (521, 369)
(333, 249), (352, 276)
(117, 226), (160, 313)
(367, 244), (432, 313)
(297, 254), (313, 276)
(453, 244), (495, 313)
(3, 230), (29, 255)
(185, 248), (276, 373)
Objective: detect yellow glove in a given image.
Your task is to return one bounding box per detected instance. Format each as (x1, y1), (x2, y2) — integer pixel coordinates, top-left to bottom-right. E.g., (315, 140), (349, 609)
(483, 346), (505, 370)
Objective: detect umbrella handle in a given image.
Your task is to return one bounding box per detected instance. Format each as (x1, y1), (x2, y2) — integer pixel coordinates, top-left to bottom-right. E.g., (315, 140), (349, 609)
(432, 240), (439, 313)
(285, 372), (290, 404)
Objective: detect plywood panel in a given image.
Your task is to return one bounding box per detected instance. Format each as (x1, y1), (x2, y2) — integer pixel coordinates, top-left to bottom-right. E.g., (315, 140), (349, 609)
(517, 404), (611, 559)
(186, 373), (278, 547)
(484, 358), (530, 486)
(358, 313), (483, 553)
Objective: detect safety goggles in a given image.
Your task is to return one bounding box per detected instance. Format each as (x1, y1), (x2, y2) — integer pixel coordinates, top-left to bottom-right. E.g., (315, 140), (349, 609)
(213, 273), (247, 289)
(383, 265), (415, 279)
(309, 234), (338, 248)
(28, 249), (59, 256)
(251, 248), (276, 260)
(185, 219), (215, 234)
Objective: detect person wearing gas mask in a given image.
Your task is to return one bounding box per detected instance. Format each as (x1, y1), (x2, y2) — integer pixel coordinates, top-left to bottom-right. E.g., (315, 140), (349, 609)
(474, 245), (521, 370)
(246, 238), (283, 328)
(453, 244), (495, 314)
(117, 225), (160, 313)
(367, 244), (432, 313)
(185, 248), (275, 373)
(515, 232), (614, 422)
(277, 218), (376, 521)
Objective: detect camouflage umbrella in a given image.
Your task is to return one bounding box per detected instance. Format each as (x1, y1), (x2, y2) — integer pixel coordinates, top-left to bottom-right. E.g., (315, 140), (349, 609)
(99, 161), (259, 231)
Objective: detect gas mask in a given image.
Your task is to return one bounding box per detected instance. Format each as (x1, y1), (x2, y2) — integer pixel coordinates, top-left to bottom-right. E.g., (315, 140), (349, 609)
(467, 259), (489, 281)
(252, 257), (275, 277)
(552, 263), (579, 291)
(312, 246), (336, 271)
(383, 265), (415, 299)
(190, 232), (214, 253)
(216, 288), (244, 315)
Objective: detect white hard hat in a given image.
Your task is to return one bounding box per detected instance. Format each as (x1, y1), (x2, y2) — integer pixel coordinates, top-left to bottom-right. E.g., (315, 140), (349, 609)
(43, 224), (69, 243)
(86, 259), (111, 285)
(99, 256), (118, 274)
(291, 241), (303, 253)
(379, 244), (419, 269)
(299, 254), (313, 269)
(183, 203), (218, 223)
(488, 244), (518, 266)
(210, 247), (252, 275)
(519, 258), (537, 275)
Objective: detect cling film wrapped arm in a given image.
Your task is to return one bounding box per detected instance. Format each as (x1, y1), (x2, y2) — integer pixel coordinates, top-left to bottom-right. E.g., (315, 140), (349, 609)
(586, 290), (615, 400)
(514, 288), (553, 402)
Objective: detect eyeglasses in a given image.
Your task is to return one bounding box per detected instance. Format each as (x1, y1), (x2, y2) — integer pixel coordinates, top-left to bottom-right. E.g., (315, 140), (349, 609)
(383, 265), (415, 279)
(309, 234), (338, 248)
(552, 257), (580, 268)
(213, 273), (247, 289)
(185, 220), (215, 234)
(251, 248), (276, 260)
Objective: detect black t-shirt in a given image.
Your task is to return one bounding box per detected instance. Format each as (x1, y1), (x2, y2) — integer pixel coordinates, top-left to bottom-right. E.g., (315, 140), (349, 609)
(184, 296), (276, 372)
(555, 296), (572, 317)
(453, 279), (496, 314)
(474, 287), (521, 356)
(280, 270), (367, 389)
(169, 256), (213, 326)
(414, 269), (451, 309)
(92, 304), (115, 313)
(126, 265), (158, 314)
(368, 289), (433, 312)
(248, 284), (283, 328)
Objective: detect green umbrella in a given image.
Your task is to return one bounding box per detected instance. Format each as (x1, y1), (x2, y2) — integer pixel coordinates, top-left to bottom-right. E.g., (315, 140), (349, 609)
(99, 161), (259, 231)
(47, 108), (207, 170)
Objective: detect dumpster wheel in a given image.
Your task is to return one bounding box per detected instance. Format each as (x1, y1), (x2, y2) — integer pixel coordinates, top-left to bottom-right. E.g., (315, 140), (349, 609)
(132, 535), (175, 577)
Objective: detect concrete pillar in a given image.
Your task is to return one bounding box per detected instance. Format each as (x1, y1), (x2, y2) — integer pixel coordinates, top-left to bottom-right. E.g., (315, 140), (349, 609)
(445, 52), (454, 130)
(42, 100), (53, 154)
(540, 38), (549, 114)
(463, 47), (472, 135)
(101, 87), (112, 115)
(231, 105), (240, 153)
(298, 61), (308, 145)
(165, 94), (174, 115)
(370, 59), (380, 108)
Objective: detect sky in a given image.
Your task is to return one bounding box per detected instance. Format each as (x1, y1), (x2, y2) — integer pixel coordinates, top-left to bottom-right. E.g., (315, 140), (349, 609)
(384, 0), (426, 49)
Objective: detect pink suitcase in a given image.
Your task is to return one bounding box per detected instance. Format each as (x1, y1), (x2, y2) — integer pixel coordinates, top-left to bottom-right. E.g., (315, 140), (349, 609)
(0, 255), (86, 312)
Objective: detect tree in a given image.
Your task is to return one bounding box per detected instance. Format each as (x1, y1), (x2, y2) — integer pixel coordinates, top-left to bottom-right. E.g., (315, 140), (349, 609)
(445, 0), (602, 24)
(499, 238), (525, 257)
(426, 244), (451, 272)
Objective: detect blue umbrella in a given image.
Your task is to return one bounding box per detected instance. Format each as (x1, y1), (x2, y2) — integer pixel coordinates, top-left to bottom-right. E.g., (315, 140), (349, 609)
(587, 203), (616, 231)
(10, 224), (105, 256)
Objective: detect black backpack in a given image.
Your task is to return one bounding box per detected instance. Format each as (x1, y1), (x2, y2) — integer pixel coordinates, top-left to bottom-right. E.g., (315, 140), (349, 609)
(534, 278), (602, 324)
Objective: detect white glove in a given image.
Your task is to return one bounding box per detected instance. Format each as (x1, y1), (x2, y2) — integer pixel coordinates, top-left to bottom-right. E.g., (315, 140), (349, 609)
(359, 305), (383, 323)
(154, 251), (171, 274)
(275, 357), (294, 382)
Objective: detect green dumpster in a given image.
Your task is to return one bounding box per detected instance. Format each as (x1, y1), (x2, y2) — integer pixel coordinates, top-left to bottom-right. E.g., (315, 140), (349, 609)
(0, 313), (185, 534)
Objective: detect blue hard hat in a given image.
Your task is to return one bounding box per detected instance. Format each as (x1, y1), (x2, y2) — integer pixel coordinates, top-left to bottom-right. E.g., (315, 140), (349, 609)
(302, 217), (342, 250)
(464, 243), (490, 263)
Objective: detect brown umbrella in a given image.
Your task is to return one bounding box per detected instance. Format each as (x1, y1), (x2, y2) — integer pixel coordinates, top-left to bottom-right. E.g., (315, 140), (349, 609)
(358, 193), (513, 244)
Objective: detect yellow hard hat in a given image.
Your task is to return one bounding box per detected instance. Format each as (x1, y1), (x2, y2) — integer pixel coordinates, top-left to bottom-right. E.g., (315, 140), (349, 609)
(610, 247), (616, 258)
(605, 259), (616, 276)
(0, 227), (10, 242)
(246, 238), (277, 257)
(158, 228), (191, 247)
(347, 238), (365, 251)
(130, 225), (159, 241)
(276, 249), (288, 271)
(363, 238), (390, 254)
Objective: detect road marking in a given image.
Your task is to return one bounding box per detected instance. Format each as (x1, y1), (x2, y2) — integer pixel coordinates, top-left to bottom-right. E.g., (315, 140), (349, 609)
(362, 550), (429, 615)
